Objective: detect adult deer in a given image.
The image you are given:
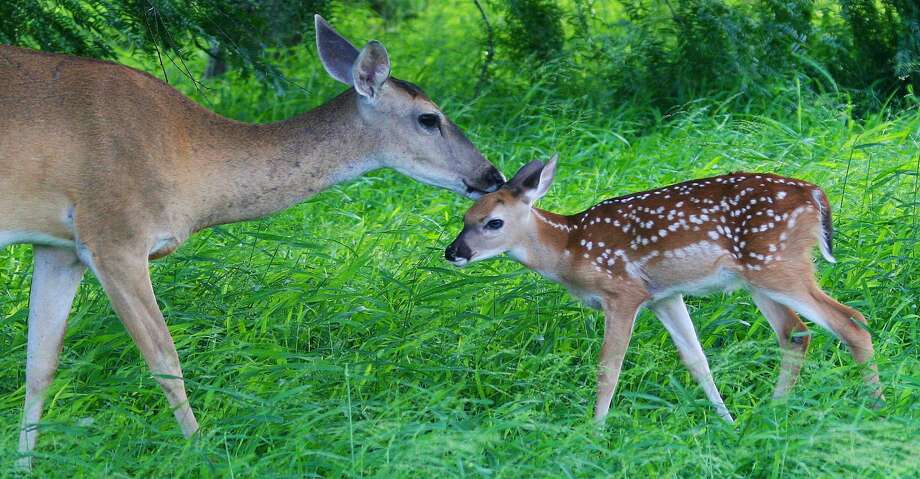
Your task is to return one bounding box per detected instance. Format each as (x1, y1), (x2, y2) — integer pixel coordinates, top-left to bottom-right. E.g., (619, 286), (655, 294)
(446, 157), (882, 422)
(2, 16), (504, 467)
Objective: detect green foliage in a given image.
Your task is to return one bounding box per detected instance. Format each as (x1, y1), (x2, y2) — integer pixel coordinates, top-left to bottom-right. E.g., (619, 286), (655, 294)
(891, 0), (920, 82)
(3, 0), (919, 114)
(802, 0), (920, 108)
(753, 0), (814, 76)
(0, 1), (115, 59)
(495, 0), (565, 62)
(484, 0), (920, 114)
(840, 0), (899, 85)
(610, 0), (765, 103)
(0, 1), (918, 476)
(0, 0), (329, 91)
(367, 0), (429, 23)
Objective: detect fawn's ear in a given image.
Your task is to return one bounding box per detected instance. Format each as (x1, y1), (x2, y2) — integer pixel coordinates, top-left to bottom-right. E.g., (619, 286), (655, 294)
(506, 154), (558, 204)
(315, 15), (360, 85)
(353, 41), (391, 100)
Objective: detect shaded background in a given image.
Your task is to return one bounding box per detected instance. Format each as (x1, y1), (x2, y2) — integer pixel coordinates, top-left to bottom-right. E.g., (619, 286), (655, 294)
(3, 1), (919, 116)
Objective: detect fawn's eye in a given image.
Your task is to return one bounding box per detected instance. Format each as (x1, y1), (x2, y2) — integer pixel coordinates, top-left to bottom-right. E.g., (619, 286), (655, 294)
(418, 113), (439, 129)
(485, 219), (504, 230)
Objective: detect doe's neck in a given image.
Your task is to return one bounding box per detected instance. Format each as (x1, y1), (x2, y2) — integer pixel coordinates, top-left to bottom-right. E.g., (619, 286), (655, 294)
(193, 89), (383, 229)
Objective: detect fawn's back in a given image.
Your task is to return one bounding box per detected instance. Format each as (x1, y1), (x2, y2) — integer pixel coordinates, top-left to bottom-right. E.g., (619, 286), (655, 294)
(560, 172), (833, 300)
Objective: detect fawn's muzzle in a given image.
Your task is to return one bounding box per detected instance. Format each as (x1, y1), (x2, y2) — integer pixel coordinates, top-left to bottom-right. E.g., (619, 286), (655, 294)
(445, 238), (473, 265)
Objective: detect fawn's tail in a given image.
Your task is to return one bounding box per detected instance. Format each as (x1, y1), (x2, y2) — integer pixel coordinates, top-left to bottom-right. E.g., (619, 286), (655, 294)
(811, 188), (836, 263)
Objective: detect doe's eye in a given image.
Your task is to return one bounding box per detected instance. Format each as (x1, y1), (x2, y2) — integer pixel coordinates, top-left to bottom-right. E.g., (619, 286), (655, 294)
(485, 219), (504, 230)
(418, 113), (439, 129)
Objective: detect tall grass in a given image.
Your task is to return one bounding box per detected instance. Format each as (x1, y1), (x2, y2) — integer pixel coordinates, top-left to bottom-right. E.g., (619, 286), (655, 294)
(1, 3), (918, 477)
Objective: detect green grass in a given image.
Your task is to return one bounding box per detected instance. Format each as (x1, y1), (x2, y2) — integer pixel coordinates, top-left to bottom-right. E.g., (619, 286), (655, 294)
(2, 3), (919, 477)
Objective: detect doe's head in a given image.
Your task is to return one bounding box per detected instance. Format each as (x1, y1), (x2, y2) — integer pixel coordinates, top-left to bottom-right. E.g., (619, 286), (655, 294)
(445, 155), (558, 266)
(315, 15), (504, 198)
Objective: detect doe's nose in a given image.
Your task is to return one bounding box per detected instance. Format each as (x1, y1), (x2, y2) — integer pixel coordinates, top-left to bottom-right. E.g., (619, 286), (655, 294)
(481, 167), (506, 192)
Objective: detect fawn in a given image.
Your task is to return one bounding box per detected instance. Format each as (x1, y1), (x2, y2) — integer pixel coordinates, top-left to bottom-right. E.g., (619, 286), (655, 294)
(445, 156), (883, 422)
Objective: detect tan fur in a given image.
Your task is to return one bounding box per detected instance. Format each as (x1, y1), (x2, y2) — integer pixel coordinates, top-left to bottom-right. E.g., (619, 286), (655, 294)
(449, 165), (883, 423)
(4, 17), (504, 468)
(0, 45), (497, 248)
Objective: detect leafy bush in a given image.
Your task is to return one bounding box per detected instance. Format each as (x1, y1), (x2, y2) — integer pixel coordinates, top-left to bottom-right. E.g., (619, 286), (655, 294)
(830, 0), (920, 102)
(494, 0), (565, 62)
(0, 0), (329, 90)
(2, 0), (919, 114)
(482, 0), (920, 115)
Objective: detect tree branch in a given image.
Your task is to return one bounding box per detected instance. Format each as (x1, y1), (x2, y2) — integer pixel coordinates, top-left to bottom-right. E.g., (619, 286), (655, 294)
(472, 0), (495, 98)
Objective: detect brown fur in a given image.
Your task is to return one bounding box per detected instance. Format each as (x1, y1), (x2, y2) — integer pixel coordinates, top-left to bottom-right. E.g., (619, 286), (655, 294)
(0, 45), (496, 249)
(451, 166), (883, 422)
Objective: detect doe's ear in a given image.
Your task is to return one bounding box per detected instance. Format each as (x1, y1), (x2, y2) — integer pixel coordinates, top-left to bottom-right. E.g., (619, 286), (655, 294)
(315, 15), (360, 85)
(506, 154), (559, 204)
(353, 41), (391, 100)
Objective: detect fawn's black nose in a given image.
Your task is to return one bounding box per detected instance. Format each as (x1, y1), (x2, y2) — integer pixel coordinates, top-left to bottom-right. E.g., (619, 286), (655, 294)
(445, 238), (472, 263)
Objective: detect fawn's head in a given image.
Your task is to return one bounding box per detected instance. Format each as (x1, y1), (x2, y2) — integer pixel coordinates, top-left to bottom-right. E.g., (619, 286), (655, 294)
(315, 16), (504, 198)
(445, 156), (558, 266)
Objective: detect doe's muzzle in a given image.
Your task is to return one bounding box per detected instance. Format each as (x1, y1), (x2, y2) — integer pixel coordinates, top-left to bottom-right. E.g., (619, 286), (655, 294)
(464, 166), (505, 198)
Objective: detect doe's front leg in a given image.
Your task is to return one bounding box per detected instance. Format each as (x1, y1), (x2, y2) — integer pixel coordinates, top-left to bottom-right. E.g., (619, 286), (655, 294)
(594, 296), (643, 422)
(79, 241), (199, 438)
(18, 246), (85, 470)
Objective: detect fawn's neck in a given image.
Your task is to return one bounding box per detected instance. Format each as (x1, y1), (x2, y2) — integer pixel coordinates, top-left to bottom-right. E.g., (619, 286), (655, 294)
(508, 208), (576, 277)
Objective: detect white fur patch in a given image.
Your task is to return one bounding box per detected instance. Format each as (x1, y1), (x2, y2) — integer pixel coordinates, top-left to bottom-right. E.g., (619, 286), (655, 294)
(0, 231), (74, 250)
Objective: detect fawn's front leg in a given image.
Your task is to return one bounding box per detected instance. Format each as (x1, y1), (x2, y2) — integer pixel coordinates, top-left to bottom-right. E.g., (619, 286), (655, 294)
(648, 295), (733, 422)
(594, 296), (643, 422)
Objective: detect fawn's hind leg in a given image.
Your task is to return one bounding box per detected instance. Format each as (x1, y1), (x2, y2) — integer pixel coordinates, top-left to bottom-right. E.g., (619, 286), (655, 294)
(755, 279), (882, 401)
(750, 291), (811, 398)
